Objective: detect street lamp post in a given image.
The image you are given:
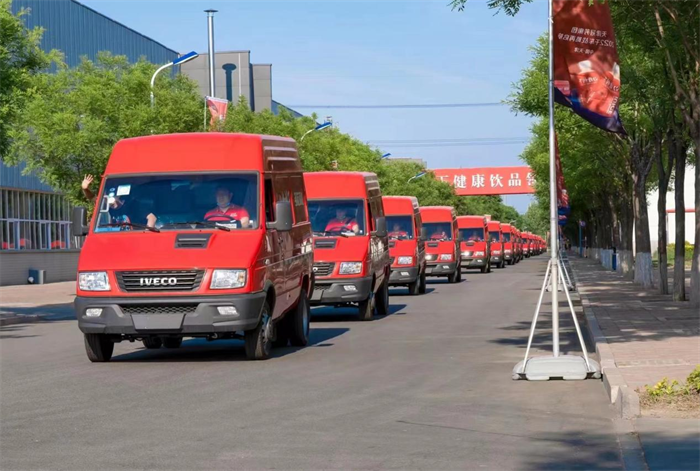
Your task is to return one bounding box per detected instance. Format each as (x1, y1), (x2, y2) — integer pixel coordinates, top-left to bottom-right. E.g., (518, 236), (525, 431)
(300, 121), (332, 142)
(381, 153), (391, 159)
(150, 51), (198, 108)
(407, 171), (426, 183)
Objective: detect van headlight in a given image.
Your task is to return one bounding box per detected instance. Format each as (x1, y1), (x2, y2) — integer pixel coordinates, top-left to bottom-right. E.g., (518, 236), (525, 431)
(79, 272), (111, 291)
(439, 254), (453, 261)
(397, 256), (413, 265)
(211, 269), (247, 289)
(474, 251), (485, 256)
(339, 262), (363, 275)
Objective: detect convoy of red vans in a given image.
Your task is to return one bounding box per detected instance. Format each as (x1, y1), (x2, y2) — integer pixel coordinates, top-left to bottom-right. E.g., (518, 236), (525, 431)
(71, 133), (545, 362)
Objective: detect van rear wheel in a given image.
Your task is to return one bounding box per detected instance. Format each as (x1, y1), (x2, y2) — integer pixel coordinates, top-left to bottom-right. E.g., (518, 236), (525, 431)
(245, 301), (273, 360)
(142, 337), (162, 349)
(84, 334), (114, 362)
(289, 290), (310, 347)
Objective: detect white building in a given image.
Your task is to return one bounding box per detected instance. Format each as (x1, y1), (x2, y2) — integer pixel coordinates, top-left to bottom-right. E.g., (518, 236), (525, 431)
(648, 164), (696, 255)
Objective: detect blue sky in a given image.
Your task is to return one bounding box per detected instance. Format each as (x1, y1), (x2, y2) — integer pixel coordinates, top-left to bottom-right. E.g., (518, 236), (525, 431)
(83, 0), (547, 212)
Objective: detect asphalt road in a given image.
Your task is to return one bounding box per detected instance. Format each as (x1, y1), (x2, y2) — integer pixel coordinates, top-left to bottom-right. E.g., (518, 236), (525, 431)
(0, 257), (624, 470)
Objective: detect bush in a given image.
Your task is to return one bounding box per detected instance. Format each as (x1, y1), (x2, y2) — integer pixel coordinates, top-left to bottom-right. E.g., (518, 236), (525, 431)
(643, 366), (700, 398)
(667, 242), (694, 263)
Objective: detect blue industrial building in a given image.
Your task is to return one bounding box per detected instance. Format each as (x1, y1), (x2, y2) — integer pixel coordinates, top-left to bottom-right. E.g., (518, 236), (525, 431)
(0, 0), (181, 285)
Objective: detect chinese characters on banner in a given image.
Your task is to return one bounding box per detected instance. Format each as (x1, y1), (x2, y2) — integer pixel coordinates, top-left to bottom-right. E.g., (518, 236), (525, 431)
(431, 167), (535, 196)
(553, 0), (625, 134)
(555, 134), (569, 209)
(206, 96), (229, 127)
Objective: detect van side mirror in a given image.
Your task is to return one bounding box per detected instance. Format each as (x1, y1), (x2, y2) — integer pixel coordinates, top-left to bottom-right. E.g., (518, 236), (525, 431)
(71, 206), (89, 237)
(267, 201), (293, 232)
(420, 227), (428, 241)
(374, 216), (387, 238)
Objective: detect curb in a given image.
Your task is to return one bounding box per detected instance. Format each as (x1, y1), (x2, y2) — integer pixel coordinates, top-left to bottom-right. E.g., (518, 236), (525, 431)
(570, 261), (641, 419)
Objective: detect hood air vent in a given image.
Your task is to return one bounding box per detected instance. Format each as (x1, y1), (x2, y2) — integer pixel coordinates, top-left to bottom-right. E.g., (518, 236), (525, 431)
(314, 239), (337, 249)
(175, 233), (212, 249)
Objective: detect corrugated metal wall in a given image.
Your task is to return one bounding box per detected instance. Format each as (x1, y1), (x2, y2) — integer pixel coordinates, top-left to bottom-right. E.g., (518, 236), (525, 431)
(0, 251), (80, 285)
(4, 0), (180, 192)
(11, 0), (179, 67)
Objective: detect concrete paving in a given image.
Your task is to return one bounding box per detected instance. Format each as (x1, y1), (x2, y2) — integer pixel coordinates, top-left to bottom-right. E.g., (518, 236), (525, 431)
(1, 258), (625, 470)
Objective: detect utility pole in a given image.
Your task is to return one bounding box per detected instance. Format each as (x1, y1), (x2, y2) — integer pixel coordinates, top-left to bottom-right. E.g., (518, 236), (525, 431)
(205, 9), (217, 97)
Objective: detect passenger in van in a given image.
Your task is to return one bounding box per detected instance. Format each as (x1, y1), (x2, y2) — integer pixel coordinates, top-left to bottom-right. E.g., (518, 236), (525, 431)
(430, 224), (450, 240)
(204, 186), (250, 228)
(389, 222), (409, 239)
(325, 207), (359, 234)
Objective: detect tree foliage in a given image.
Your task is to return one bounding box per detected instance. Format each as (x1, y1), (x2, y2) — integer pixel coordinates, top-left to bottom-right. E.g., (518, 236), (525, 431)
(0, 0), (57, 158)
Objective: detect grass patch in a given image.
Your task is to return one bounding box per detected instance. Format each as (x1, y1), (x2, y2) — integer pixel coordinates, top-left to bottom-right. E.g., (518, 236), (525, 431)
(638, 367), (700, 418)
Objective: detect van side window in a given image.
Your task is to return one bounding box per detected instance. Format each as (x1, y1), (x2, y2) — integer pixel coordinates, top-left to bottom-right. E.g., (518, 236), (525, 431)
(290, 176), (307, 223)
(366, 201), (375, 231)
(264, 178), (275, 223)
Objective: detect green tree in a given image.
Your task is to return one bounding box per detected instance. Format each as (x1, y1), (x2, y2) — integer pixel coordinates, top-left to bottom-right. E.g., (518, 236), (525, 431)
(0, 0), (57, 158)
(6, 53), (204, 206)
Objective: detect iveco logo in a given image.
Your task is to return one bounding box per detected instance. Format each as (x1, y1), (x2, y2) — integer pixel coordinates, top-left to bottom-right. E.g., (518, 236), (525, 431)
(139, 277), (178, 286)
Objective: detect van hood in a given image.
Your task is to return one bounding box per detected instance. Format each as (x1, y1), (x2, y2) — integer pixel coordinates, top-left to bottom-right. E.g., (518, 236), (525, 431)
(389, 238), (416, 258)
(312, 235), (369, 263)
(78, 230), (263, 271)
(461, 240), (487, 253)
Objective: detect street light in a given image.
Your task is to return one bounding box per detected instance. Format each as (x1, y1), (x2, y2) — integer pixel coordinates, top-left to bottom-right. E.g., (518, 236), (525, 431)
(407, 171), (426, 183)
(150, 51), (199, 107)
(381, 153), (392, 159)
(300, 121), (332, 142)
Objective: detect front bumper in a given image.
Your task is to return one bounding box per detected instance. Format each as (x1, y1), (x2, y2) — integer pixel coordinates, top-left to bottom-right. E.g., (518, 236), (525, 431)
(310, 275), (373, 304)
(461, 257), (487, 268)
(75, 292), (267, 335)
(504, 254), (513, 261)
(389, 266), (419, 285)
(491, 255), (502, 264)
(424, 261), (457, 276)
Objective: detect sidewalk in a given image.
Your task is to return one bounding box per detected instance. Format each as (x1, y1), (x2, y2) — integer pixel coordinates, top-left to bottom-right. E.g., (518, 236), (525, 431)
(570, 256), (700, 471)
(0, 281), (76, 325)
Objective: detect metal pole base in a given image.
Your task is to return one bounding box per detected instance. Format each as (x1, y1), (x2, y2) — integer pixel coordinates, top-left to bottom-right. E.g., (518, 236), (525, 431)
(513, 355), (601, 381)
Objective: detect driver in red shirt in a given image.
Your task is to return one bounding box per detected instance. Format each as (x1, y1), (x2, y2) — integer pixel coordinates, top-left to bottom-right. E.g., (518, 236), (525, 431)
(388, 222), (408, 239)
(325, 207), (359, 234)
(204, 187), (250, 228)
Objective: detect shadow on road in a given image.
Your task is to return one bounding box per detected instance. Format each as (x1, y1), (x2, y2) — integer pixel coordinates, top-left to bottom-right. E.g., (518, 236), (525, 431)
(310, 303), (407, 322)
(111, 326), (350, 362)
(388, 287), (435, 296)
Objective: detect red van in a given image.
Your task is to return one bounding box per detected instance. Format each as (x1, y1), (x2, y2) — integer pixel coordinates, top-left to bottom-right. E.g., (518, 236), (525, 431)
(487, 220), (505, 269)
(71, 133), (314, 362)
(457, 216), (490, 273)
(522, 232), (531, 258)
(304, 172), (391, 321)
(500, 223), (515, 265)
(514, 228), (523, 263)
(419, 206), (461, 282)
(382, 196), (427, 295)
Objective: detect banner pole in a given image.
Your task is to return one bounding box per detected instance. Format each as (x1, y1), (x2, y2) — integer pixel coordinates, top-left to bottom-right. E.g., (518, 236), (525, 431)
(548, 0), (560, 358)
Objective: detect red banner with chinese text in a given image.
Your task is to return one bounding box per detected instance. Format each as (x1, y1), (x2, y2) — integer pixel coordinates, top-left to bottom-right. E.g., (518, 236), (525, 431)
(555, 134), (569, 208)
(431, 167), (535, 196)
(553, 0), (624, 134)
(206, 96), (229, 127)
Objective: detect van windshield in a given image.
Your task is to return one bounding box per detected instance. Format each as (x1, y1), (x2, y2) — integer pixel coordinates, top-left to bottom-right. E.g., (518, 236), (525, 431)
(489, 231), (501, 242)
(424, 222), (452, 241)
(94, 173), (258, 232)
(503, 232), (512, 242)
(459, 228), (484, 242)
(386, 215), (414, 240)
(308, 199), (366, 236)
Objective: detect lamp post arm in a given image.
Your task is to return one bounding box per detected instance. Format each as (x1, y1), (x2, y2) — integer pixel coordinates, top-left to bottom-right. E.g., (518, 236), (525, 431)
(150, 62), (174, 108)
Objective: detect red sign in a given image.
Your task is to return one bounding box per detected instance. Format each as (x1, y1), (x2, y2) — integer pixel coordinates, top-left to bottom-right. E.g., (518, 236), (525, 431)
(553, 0), (624, 133)
(555, 134), (569, 208)
(431, 167), (535, 196)
(206, 96), (229, 127)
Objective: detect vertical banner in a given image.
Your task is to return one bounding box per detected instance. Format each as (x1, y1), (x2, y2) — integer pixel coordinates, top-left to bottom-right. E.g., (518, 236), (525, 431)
(554, 134), (569, 209)
(553, 0), (624, 134)
(206, 96), (229, 127)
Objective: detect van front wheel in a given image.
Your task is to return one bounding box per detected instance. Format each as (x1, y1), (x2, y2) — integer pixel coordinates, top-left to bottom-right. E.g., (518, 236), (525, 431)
(418, 269), (427, 294)
(358, 291), (374, 321)
(142, 337), (162, 349)
(245, 302), (273, 360)
(375, 276), (390, 316)
(289, 290), (310, 347)
(84, 334), (114, 362)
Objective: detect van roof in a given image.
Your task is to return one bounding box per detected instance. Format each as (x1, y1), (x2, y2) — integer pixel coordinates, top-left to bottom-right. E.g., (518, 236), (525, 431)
(105, 133), (299, 175)
(487, 220), (501, 229)
(304, 171), (380, 199)
(501, 223), (513, 231)
(457, 215), (486, 228)
(419, 206), (456, 222)
(382, 196), (419, 214)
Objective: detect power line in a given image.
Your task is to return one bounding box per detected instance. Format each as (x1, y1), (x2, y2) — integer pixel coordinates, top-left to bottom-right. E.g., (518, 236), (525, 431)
(286, 102), (505, 109)
(367, 137), (529, 144)
(374, 140), (529, 148)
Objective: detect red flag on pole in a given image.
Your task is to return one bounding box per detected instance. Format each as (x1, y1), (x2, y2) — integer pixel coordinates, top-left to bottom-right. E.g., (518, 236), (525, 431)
(206, 96), (229, 127)
(553, 0), (624, 134)
(554, 134), (569, 208)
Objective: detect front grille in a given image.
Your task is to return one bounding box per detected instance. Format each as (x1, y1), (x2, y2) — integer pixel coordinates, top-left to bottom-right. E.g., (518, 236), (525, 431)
(314, 283), (331, 291)
(312, 262), (335, 277)
(116, 270), (204, 292)
(427, 242), (439, 248)
(120, 305), (197, 316)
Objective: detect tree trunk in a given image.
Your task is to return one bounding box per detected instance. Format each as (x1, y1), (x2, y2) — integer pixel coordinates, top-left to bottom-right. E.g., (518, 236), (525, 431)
(673, 139), (686, 301)
(633, 169), (653, 288)
(691, 144), (700, 307)
(656, 135), (673, 294)
(619, 190), (635, 278)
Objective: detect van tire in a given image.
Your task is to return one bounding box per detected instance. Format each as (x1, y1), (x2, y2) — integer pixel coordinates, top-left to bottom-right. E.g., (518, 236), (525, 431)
(456, 264), (462, 282)
(418, 269), (427, 294)
(408, 277), (420, 295)
(289, 290), (311, 347)
(448, 268), (459, 283)
(358, 291), (374, 321)
(245, 301), (273, 360)
(84, 334), (114, 362)
(480, 265), (487, 273)
(375, 277), (390, 316)
(163, 337), (182, 349)
(142, 337), (162, 349)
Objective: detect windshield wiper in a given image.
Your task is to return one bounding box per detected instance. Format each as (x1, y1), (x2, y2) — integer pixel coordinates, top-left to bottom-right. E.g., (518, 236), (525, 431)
(170, 221), (231, 232)
(100, 222), (160, 233)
